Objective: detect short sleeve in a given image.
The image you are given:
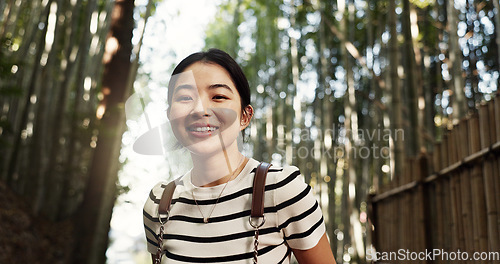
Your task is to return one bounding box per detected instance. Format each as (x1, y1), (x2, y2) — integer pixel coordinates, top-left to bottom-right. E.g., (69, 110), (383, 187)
(274, 166), (326, 250)
(143, 182), (165, 254)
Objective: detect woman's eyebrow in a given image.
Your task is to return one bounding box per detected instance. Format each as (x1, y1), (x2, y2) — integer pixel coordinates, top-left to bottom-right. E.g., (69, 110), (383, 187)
(173, 84), (195, 93)
(208, 84), (234, 93)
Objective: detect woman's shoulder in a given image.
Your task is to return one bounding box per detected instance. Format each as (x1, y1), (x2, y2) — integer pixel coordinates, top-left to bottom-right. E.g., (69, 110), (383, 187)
(143, 181), (166, 213)
(143, 176), (186, 210)
(246, 160), (305, 194)
(266, 162), (302, 182)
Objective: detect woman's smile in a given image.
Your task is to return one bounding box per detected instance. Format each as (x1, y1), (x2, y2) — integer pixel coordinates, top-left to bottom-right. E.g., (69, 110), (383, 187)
(186, 123), (220, 137)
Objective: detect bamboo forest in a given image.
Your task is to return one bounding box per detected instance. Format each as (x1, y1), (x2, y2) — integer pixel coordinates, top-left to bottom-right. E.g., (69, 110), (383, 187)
(1, 0), (500, 263)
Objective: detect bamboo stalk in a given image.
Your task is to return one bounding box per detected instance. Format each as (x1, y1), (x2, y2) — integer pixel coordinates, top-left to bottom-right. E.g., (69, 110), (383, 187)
(435, 180), (444, 264)
(386, 200), (391, 257)
(441, 131), (453, 255)
(490, 100), (500, 246)
(409, 157), (415, 184)
(480, 104), (499, 255)
(408, 192), (414, 252)
(428, 181), (437, 252)
(390, 200), (395, 262)
(480, 104), (492, 148)
(459, 117), (474, 261)
(469, 115), (481, 153)
(375, 200), (382, 254)
(434, 142), (442, 172)
(442, 177), (452, 256)
(383, 200), (389, 256)
(447, 123), (459, 252)
(404, 157), (410, 185)
(395, 199), (399, 260)
(455, 174), (465, 250)
(495, 95), (500, 141)
(443, 133), (450, 168)
(388, 199), (394, 259)
(450, 124), (459, 164)
(471, 165), (489, 251)
(409, 190), (415, 252)
(467, 116), (481, 252)
(469, 113), (489, 253)
(496, 155), (500, 248)
(460, 169), (474, 260)
(489, 102), (497, 144)
(433, 143), (442, 260)
(449, 174), (459, 252)
(413, 158), (421, 253)
(417, 191), (425, 254)
(452, 122), (466, 252)
(402, 193), (409, 253)
(441, 133), (448, 173)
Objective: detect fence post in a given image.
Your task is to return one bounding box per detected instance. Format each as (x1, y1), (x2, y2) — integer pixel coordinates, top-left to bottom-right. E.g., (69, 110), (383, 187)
(494, 96), (500, 244)
(468, 114), (489, 253)
(417, 153), (431, 263)
(480, 103), (499, 256)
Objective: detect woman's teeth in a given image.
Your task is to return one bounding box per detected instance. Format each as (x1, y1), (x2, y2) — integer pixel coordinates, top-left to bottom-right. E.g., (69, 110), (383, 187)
(190, 126), (218, 132)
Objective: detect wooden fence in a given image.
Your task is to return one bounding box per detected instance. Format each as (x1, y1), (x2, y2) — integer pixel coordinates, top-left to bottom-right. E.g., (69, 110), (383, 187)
(369, 97), (500, 263)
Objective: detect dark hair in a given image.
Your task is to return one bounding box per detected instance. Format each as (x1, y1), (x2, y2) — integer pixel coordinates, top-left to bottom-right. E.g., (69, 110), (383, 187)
(167, 48), (251, 114)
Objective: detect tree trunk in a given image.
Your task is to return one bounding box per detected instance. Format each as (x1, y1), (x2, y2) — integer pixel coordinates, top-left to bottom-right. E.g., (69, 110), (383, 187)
(493, 0), (500, 93)
(402, 0), (421, 157)
(73, 1), (134, 263)
(388, 0), (404, 182)
(40, 0), (74, 219)
(447, 0), (466, 121)
(59, 0), (97, 220)
(318, 1), (337, 255)
(6, 0), (52, 186)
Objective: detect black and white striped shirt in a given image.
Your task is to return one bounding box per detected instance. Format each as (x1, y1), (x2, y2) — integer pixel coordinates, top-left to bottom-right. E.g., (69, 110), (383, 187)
(143, 158), (326, 263)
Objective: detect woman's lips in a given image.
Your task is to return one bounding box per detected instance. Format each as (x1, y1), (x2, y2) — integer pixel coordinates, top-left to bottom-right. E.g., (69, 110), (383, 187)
(187, 125), (220, 137)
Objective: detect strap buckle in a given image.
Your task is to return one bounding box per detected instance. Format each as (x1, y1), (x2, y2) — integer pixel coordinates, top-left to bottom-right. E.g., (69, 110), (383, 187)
(249, 216), (266, 228)
(158, 211), (170, 225)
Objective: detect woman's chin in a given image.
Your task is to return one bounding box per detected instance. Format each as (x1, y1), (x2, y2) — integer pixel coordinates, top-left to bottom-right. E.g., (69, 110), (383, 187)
(185, 137), (238, 156)
(184, 139), (224, 155)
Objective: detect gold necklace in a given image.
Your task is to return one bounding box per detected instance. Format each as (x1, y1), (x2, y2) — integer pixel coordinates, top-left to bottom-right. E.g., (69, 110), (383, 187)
(191, 155), (246, 223)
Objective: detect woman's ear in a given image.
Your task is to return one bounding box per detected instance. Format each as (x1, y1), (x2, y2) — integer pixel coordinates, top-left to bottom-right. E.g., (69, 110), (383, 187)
(240, 105), (254, 130)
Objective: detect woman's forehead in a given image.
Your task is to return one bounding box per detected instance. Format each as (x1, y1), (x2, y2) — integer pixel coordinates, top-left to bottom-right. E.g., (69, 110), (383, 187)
(172, 63), (236, 91)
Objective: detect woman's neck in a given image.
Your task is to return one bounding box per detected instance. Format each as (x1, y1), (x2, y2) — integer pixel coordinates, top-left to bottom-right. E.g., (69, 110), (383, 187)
(190, 145), (246, 187)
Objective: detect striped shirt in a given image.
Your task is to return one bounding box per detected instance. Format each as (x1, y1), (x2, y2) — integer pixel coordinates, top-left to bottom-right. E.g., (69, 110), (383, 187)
(143, 158), (326, 263)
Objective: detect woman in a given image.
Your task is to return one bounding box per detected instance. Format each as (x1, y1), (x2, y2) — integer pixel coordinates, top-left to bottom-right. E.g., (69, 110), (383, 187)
(143, 48), (335, 263)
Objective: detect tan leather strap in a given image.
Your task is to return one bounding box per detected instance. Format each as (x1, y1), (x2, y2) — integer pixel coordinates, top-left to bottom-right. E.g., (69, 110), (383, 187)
(159, 180), (176, 214)
(251, 162), (272, 217)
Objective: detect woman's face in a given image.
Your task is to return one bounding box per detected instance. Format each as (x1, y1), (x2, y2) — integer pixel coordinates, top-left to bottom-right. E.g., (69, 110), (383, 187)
(167, 62), (249, 155)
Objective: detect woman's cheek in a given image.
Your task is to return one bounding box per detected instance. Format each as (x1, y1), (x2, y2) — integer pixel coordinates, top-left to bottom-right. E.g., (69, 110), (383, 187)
(212, 108), (238, 128)
(168, 108), (188, 139)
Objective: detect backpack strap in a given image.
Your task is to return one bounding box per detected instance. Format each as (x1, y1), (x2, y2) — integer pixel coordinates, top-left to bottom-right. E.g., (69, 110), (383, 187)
(250, 162), (271, 264)
(158, 180), (177, 215)
(251, 162), (272, 218)
(154, 180), (176, 264)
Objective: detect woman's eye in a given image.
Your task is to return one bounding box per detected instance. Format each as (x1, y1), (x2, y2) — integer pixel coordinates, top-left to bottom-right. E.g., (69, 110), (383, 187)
(176, 95), (192, 102)
(213, 95), (229, 100)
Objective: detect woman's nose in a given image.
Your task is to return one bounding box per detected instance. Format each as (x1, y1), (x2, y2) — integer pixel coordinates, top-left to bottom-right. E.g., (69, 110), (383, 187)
(192, 96), (211, 117)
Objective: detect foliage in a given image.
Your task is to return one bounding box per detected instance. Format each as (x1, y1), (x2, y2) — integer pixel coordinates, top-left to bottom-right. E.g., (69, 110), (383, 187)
(203, 0), (500, 262)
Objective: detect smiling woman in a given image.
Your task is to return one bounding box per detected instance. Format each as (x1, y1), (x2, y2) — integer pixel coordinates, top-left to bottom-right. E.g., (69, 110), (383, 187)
(167, 63), (246, 165)
(142, 49), (335, 264)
